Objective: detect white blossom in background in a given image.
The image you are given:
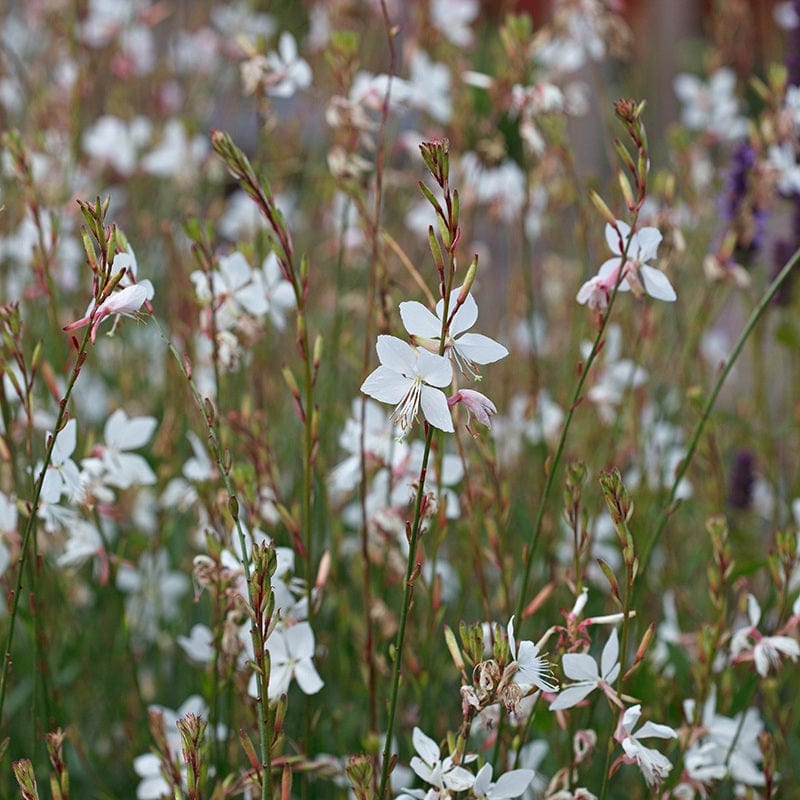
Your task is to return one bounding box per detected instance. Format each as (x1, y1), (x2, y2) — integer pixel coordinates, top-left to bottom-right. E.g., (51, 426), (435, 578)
(82, 115), (152, 176)
(582, 324), (648, 424)
(133, 695), (209, 800)
(459, 153), (527, 222)
(430, 0), (478, 46)
(682, 687), (766, 789)
(81, 408), (157, 490)
(252, 252), (295, 330)
(0, 492), (17, 577)
(246, 32), (312, 98)
(140, 119), (208, 180)
(39, 418), (83, 506)
(117, 549), (190, 643)
(673, 68), (748, 141)
(407, 50), (452, 124)
(768, 141), (800, 195)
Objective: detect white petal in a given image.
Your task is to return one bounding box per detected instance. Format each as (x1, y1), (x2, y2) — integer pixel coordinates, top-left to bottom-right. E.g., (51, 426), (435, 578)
(219, 251), (252, 291)
(400, 301), (442, 338)
(284, 621), (315, 659)
(640, 266), (676, 301)
(51, 419), (77, 464)
(636, 721), (678, 740)
(491, 769), (536, 798)
(455, 333), (508, 365)
(633, 227), (662, 262)
(605, 221), (628, 256)
(294, 658), (324, 695)
(376, 335), (417, 373)
(412, 727), (441, 765)
(446, 292), (478, 336)
(443, 765), (476, 791)
(107, 413), (157, 451)
(601, 628), (619, 678)
(417, 349), (453, 387)
(621, 704), (642, 734)
(420, 385), (454, 432)
(361, 366), (409, 404)
(549, 682), (595, 710)
(561, 652), (599, 682)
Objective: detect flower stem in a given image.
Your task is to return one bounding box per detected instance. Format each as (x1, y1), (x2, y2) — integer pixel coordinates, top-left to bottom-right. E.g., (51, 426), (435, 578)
(0, 324), (93, 727)
(638, 245), (800, 580)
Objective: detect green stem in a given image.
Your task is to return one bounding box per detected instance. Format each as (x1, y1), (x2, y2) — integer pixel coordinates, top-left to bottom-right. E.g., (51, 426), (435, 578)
(377, 425), (436, 800)
(514, 225), (638, 630)
(156, 322), (273, 800)
(0, 325), (93, 726)
(639, 245), (800, 578)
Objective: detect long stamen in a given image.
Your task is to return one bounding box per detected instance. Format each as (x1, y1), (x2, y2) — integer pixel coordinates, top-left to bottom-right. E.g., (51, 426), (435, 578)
(391, 378), (423, 432)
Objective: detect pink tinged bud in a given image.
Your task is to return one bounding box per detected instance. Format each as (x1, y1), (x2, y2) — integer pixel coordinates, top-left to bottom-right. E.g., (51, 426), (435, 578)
(449, 388), (497, 428)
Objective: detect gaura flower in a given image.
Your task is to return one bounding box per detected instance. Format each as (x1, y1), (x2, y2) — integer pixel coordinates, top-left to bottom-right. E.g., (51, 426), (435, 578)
(400, 289), (508, 378)
(507, 616), (558, 694)
(577, 221), (676, 311)
(361, 336), (454, 434)
(549, 627), (621, 711)
(64, 283), (151, 343)
(615, 704), (677, 788)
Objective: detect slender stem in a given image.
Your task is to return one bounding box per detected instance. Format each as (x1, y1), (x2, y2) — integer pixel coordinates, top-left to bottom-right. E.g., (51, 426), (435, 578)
(378, 425), (436, 800)
(513, 229), (637, 630)
(638, 245), (800, 578)
(0, 325), (93, 726)
(156, 322), (274, 800)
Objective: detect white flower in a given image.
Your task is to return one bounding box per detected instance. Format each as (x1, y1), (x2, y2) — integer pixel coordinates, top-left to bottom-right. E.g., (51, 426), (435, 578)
(248, 621), (323, 700)
(507, 617), (558, 694)
(407, 727), (475, 793)
(361, 336), (454, 434)
(768, 141), (800, 195)
(615, 705), (677, 788)
(191, 250), (267, 331)
(253, 252), (295, 330)
(177, 624), (214, 664)
(64, 283), (151, 343)
(730, 594), (800, 677)
(472, 763), (535, 799)
(39, 419), (83, 505)
(82, 408), (157, 490)
(262, 32), (312, 98)
(430, 0), (478, 46)
(549, 628), (620, 710)
(578, 221), (676, 308)
(399, 289), (508, 378)
(673, 68), (748, 141)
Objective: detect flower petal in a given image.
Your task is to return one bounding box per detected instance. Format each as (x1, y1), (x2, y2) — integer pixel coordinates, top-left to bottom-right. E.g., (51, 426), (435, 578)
(562, 652), (599, 682)
(640, 266), (676, 301)
(445, 291), (479, 336)
(633, 227), (662, 262)
(412, 727), (441, 766)
(455, 333), (508, 365)
(420, 385), (454, 432)
(549, 682), (595, 710)
(400, 301), (442, 338)
(375, 335), (417, 373)
(361, 365), (409, 404)
(601, 628), (619, 678)
(417, 349), (453, 387)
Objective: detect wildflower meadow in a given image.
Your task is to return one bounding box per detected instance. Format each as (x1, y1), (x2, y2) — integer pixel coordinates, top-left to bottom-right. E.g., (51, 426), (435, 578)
(2, 1), (800, 798)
